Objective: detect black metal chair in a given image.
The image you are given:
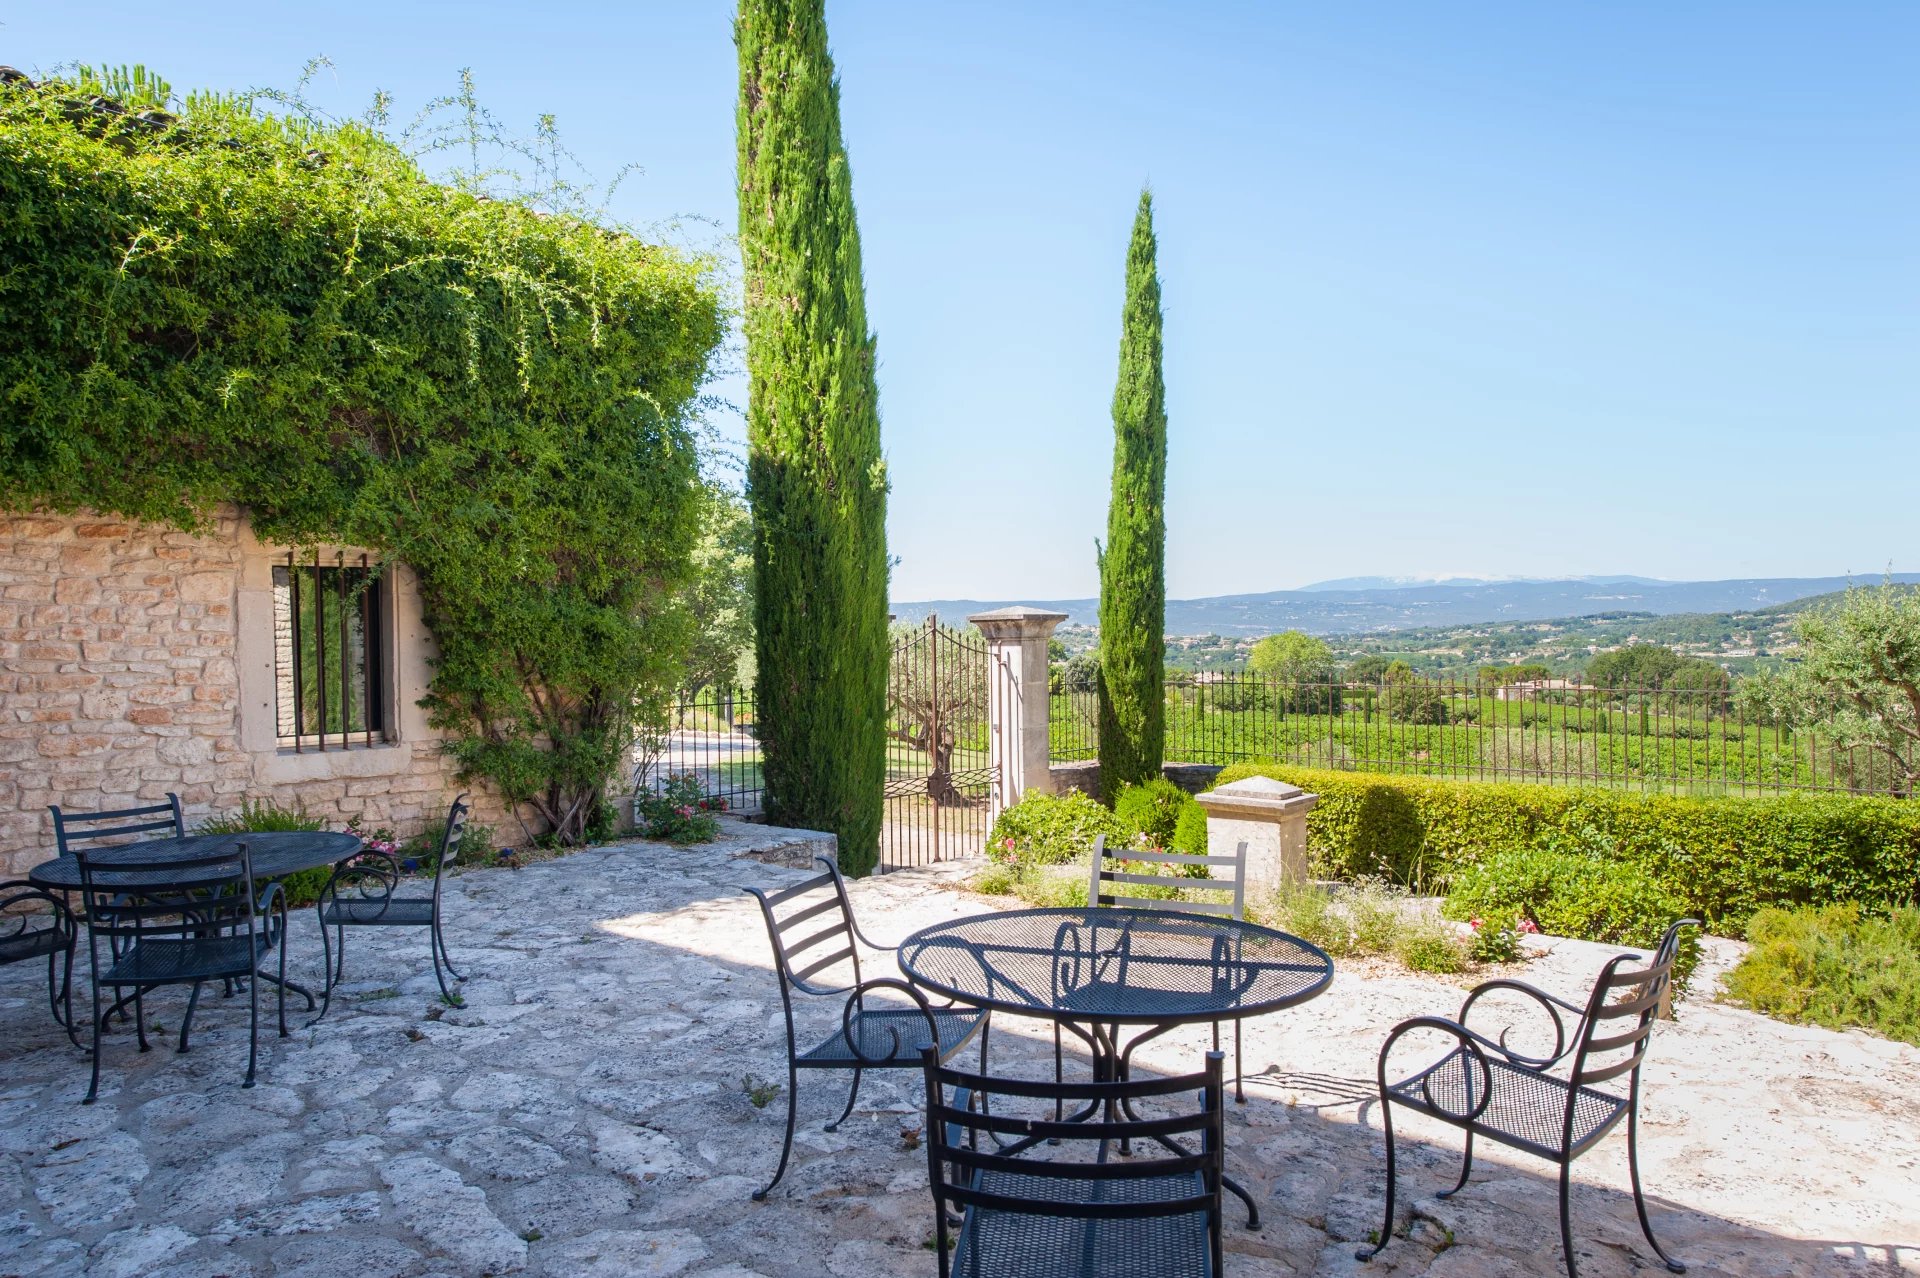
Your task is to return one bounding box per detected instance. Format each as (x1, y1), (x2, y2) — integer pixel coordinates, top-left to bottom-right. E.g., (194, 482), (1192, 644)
(51, 793), (193, 1007)
(0, 881), (78, 1043)
(920, 1045), (1227, 1278)
(76, 839), (289, 1102)
(1079, 833), (1252, 1101)
(1357, 920), (1699, 1278)
(312, 795), (468, 1021)
(744, 856), (989, 1201)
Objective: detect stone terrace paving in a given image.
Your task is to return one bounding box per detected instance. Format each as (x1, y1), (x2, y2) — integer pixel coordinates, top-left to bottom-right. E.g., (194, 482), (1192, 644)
(2, 822), (1916, 1278)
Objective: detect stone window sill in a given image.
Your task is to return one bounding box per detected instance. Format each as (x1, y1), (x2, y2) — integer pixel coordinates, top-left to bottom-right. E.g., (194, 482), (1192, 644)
(258, 741), (410, 784)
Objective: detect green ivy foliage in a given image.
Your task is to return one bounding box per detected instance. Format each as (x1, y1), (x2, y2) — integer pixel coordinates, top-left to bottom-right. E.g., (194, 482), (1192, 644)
(0, 75), (726, 843)
(1209, 763), (1920, 936)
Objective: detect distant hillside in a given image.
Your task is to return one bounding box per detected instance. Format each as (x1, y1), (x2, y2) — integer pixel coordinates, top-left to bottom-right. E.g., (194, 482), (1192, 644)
(892, 575), (1920, 638)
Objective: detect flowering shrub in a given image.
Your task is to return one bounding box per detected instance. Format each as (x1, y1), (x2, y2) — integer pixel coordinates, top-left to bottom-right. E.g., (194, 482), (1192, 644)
(347, 826), (402, 858)
(1465, 916), (1528, 965)
(638, 772), (723, 843)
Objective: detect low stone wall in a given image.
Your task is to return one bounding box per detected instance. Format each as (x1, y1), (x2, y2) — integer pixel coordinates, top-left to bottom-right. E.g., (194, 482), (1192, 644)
(1048, 760), (1223, 797)
(0, 509), (510, 875)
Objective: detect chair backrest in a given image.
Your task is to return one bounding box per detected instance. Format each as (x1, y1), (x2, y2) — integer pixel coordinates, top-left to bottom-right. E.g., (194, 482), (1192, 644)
(50, 794), (185, 857)
(428, 795), (470, 904)
(1567, 920), (1698, 1103)
(742, 855), (864, 998)
(1088, 832), (1248, 919)
(74, 840), (263, 955)
(920, 1047), (1226, 1278)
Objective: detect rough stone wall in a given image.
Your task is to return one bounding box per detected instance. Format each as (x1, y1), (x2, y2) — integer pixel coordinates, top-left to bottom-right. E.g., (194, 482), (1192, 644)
(0, 510), (511, 875)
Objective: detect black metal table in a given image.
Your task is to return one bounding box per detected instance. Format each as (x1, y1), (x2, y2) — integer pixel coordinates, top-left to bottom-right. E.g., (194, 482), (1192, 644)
(898, 905), (1335, 1228)
(28, 831), (363, 892)
(29, 831), (363, 1015)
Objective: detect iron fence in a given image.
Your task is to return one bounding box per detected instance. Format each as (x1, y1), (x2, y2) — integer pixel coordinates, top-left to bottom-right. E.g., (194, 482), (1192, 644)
(1050, 670), (1904, 798)
(637, 684), (764, 817)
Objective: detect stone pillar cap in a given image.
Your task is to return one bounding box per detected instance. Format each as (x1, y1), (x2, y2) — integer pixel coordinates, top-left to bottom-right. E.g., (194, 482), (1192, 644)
(1195, 774), (1318, 817)
(968, 605), (1070, 638)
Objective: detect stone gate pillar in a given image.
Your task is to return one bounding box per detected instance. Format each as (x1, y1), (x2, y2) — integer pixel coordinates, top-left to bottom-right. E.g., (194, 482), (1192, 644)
(968, 606), (1068, 829)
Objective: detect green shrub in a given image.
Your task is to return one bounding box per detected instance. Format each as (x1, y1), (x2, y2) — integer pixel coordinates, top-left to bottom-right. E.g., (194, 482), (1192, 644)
(1722, 904), (1920, 1045)
(987, 791), (1133, 868)
(1443, 829), (1699, 982)
(1170, 800), (1209, 856)
(1209, 763), (1920, 935)
(1113, 778), (1194, 849)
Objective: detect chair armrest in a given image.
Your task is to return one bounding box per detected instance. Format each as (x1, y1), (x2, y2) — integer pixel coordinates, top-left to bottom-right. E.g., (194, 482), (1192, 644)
(319, 850), (402, 907)
(1377, 1015), (1499, 1125)
(841, 977), (943, 1066)
(1457, 978), (1585, 1070)
(0, 881), (76, 935)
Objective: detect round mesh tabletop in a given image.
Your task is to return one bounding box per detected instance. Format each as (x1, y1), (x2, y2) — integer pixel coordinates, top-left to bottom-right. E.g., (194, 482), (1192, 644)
(899, 907), (1334, 1026)
(28, 831), (364, 892)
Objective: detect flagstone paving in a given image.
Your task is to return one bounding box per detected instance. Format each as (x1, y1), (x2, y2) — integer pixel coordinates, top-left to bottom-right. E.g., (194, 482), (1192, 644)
(1, 822), (1915, 1277)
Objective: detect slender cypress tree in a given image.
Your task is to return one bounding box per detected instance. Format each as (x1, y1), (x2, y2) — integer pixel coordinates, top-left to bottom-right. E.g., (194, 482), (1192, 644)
(736, 0), (889, 873)
(1097, 189), (1168, 799)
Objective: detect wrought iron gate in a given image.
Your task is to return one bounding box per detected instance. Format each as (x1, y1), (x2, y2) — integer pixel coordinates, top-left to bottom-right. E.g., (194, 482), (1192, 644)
(881, 614), (1000, 870)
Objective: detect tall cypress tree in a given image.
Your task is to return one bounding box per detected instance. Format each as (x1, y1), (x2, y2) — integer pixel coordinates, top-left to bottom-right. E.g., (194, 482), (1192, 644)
(736, 0), (889, 873)
(1097, 189), (1167, 799)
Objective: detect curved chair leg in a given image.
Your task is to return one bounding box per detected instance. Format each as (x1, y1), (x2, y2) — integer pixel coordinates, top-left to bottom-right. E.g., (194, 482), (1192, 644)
(310, 910), (336, 1028)
(429, 934), (454, 1002)
(1558, 1162), (1579, 1278)
(133, 988), (150, 1053)
(433, 917), (465, 981)
(826, 1068), (864, 1132)
(1438, 1130), (1474, 1199)
(84, 968), (104, 1105)
(276, 927), (290, 1039)
(55, 942), (79, 1047)
(1355, 1099), (1398, 1262)
(178, 981), (203, 1052)
(243, 954), (259, 1089)
(1628, 1108), (1686, 1273)
(753, 1063), (800, 1202)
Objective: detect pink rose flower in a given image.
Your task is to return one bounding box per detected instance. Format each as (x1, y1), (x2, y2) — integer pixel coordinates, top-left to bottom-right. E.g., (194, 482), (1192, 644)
(1517, 918), (1540, 934)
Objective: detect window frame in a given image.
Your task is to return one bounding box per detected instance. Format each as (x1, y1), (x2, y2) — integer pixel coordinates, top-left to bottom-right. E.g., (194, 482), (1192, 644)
(271, 551), (393, 752)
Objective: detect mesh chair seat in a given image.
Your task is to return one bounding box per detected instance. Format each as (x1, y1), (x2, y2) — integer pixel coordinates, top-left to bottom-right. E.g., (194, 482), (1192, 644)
(0, 926), (67, 965)
(102, 933), (276, 986)
(320, 896), (436, 927)
(1387, 1047), (1629, 1161)
(798, 1004), (984, 1067)
(953, 1167), (1213, 1278)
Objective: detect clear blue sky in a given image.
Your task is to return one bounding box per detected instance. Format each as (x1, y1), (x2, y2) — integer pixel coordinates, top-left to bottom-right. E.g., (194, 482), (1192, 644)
(7, 2), (1917, 601)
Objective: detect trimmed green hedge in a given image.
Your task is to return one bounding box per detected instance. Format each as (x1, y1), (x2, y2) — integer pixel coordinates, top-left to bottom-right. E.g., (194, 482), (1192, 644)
(1208, 764), (1920, 936)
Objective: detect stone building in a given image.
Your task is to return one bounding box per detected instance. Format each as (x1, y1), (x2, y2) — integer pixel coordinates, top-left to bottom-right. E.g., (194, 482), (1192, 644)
(0, 507), (509, 875)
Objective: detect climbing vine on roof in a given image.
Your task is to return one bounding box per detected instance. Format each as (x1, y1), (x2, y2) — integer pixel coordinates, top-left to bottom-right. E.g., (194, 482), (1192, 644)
(0, 68), (728, 843)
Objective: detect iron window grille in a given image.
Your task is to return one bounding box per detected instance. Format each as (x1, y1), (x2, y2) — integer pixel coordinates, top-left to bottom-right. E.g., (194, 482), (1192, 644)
(272, 551), (389, 751)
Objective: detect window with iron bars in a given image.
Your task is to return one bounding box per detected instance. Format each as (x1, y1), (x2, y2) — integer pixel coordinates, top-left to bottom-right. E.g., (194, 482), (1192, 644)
(272, 553), (389, 750)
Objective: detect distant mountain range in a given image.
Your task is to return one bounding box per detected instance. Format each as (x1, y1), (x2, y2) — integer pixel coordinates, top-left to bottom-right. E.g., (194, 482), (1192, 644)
(891, 575), (1920, 638)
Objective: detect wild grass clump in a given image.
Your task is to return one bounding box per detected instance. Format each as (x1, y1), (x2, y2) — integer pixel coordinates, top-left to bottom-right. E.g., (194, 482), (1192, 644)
(1722, 903), (1920, 1046)
(1251, 879), (1468, 974)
